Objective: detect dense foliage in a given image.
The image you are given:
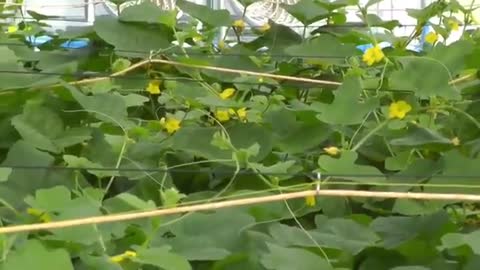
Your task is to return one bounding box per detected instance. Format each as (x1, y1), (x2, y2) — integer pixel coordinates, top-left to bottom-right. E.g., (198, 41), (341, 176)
(1, 0), (480, 269)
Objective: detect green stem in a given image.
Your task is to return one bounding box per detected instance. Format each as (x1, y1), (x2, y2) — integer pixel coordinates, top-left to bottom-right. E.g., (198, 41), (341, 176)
(352, 120), (389, 151)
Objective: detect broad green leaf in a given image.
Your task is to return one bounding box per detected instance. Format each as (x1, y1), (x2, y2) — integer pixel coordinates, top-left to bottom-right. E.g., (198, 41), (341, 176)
(440, 230), (480, 254)
(389, 57), (461, 100)
(285, 35), (360, 64)
(134, 246), (191, 270)
(389, 125), (453, 148)
(93, 16), (173, 56)
(392, 200), (445, 216)
(161, 188), (187, 207)
(3, 240), (73, 270)
(265, 109), (333, 154)
(11, 103), (64, 153)
(111, 58), (131, 73)
(45, 195), (103, 245)
(171, 123), (272, 162)
(63, 155), (118, 178)
(318, 151), (385, 182)
(119, 1), (177, 27)
(247, 22), (302, 54)
(315, 76), (378, 125)
(103, 193), (156, 212)
(313, 216), (380, 254)
(370, 212), (450, 249)
(54, 127), (92, 149)
(390, 267), (430, 270)
(69, 87), (129, 126)
(260, 243), (333, 270)
(119, 93), (149, 107)
(282, 0), (329, 25)
(0, 168), (11, 182)
(176, 0), (231, 27)
(426, 150), (480, 194)
(155, 210), (255, 260)
(0, 141), (56, 207)
(24, 186), (71, 212)
(428, 40), (474, 76)
(249, 161), (298, 181)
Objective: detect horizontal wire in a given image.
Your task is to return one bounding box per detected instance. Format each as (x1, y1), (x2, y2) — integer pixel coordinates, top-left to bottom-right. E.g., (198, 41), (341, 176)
(0, 164), (479, 180)
(3, 188), (480, 234)
(0, 69), (419, 92)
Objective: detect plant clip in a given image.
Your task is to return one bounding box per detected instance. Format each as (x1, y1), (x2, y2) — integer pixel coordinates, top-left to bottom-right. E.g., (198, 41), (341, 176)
(316, 171), (322, 195)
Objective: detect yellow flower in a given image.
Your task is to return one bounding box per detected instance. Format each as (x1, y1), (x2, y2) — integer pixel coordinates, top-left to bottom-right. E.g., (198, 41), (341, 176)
(110, 250), (137, 264)
(146, 80), (161, 95)
(219, 88), (235, 100)
(451, 137), (460, 146)
(258, 23), (271, 33)
(448, 19), (459, 31)
(237, 107), (247, 121)
(6, 25), (18, 33)
(323, 146), (340, 156)
(388, 101), (412, 120)
(27, 208), (51, 223)
(218, 40), (226, 50)
(215, 109), (231, 122)
(425, 32), (438, 44)
(233, 19), (246, 33)
(305, 195), (316, 207)
(160, 117), (181, 134)
(362, 44), (385, 66)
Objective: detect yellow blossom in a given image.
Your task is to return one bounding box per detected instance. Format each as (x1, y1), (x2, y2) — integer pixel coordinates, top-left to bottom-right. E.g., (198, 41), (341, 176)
(27, 208), (51, 223)
(451, 137), (460, 146)
(6, 25), (18, 33)
(362, 44), (385, 66)
(258, 23), (271, 33)
(110, 250), (137, 264)
(305, 195), (316, 207)
(218, 40), (226, 50)
(448, 19), (459, 31)
(146, 80), (161, 95)
(425, 32), (438, 44)
(233, 19), (246, 33)
(160, 117), (181, 134)
(215, 109), (231, 122)
(323, 146), (340, 156)
(237, 107), (247, 121)
(388, 101), (412, 120)
(219, 88), (235, 100)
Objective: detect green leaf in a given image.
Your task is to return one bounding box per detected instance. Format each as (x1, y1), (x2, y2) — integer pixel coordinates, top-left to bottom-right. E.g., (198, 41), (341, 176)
(440, 230), (480, 254)
(161, 188), (186, 207)
(11, 103), (64, 153)
(69, 87), (129, 126)
(389, 57), (461, 100)
(389, 125), (453, 148)
(63, 155), (118, 178)
(24, 186), (71, 212)
(370, 212), (450, 248)
(318, 151), (385, 182)
(176, 0), (232, 27)
(285, 35), (361, 64)
(282, 0), (329, 25)
(134, 246), (191, 270)
(93, 16), (173, 57)
(111, 58), (132, 73)
(172, 123), (272, 162)
(0, 168), (12, 182)
(364, 0), (382, 9)
(390, 267), (430, 270)
(260, 243), (333, 270)
(426, 150), (480, 194)
(315, 75), (378, 125)
(3, 240), (74, 270)
(428, 40), (474, 76)
(119, 1), (177, 27)
(0, 141), (56, 207)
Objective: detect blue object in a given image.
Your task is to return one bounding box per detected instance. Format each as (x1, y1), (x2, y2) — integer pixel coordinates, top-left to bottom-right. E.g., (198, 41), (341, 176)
(356, 25), (430, 53)
(26, 35), (89, 49)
